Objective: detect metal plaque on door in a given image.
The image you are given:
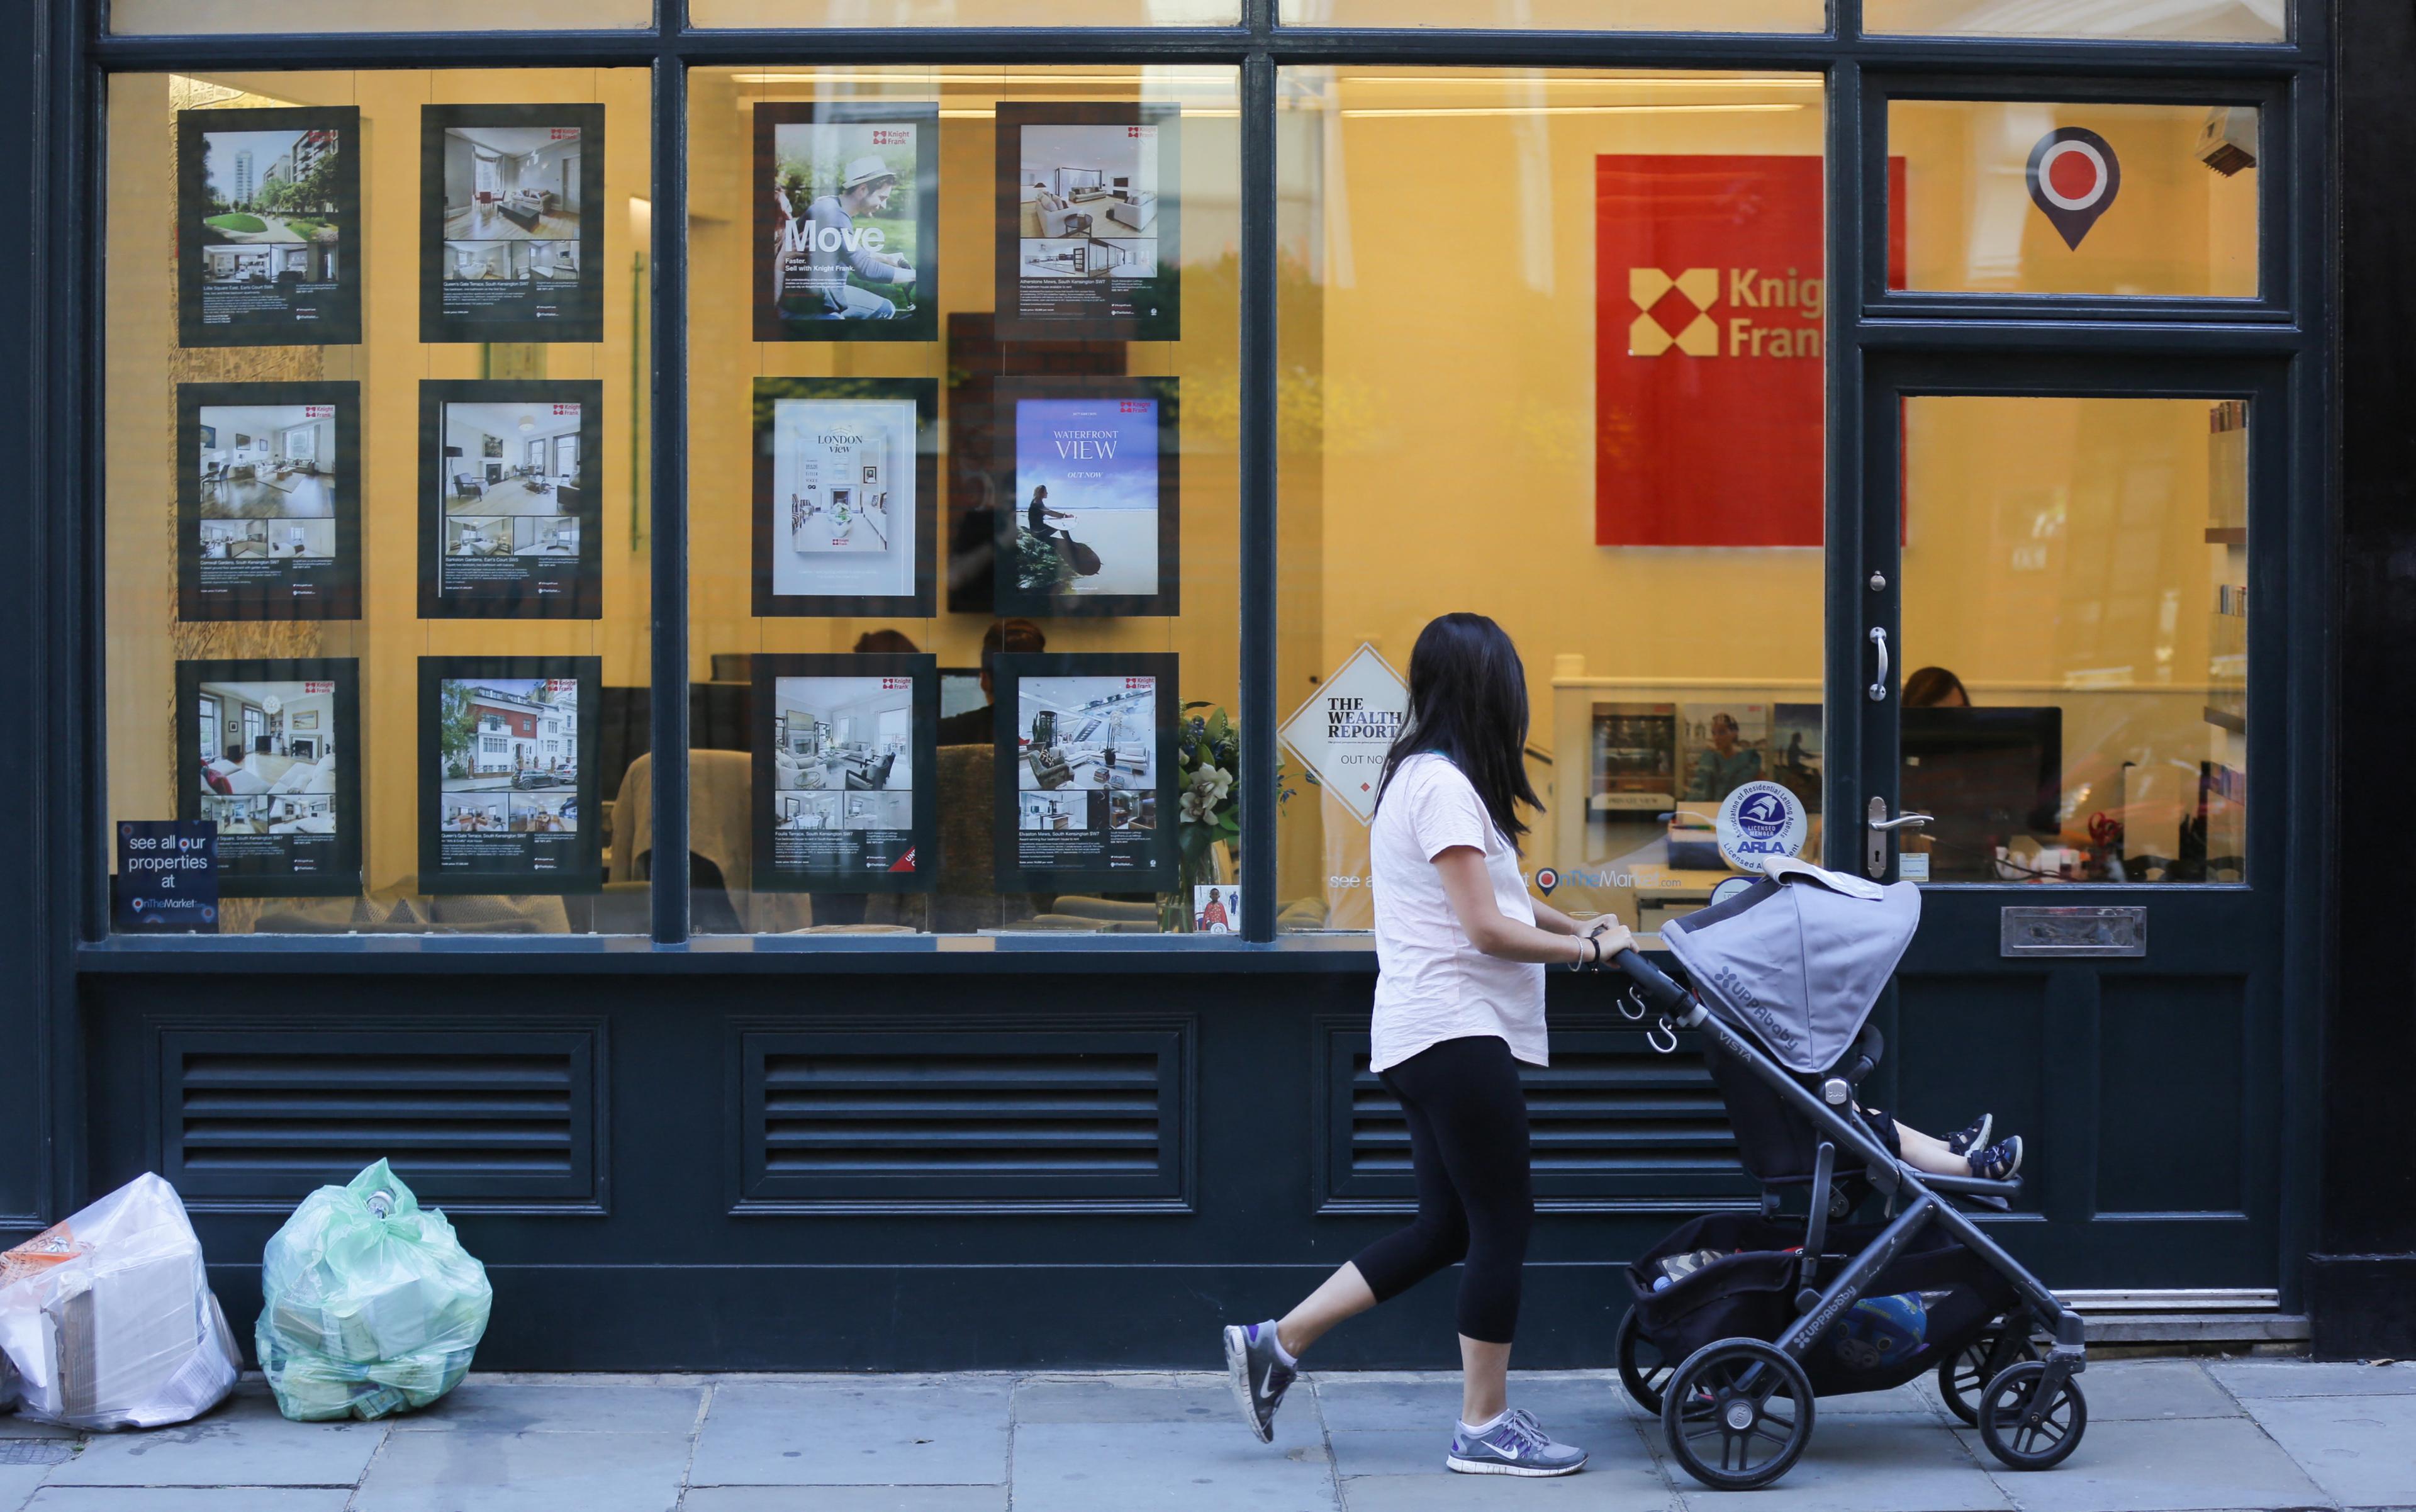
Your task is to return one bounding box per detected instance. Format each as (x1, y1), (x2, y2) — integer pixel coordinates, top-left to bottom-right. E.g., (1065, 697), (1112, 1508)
(2000, 905), (2146, 958)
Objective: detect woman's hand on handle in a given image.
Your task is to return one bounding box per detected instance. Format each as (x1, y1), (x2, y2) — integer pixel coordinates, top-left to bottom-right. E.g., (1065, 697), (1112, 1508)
(1584, 916), (1636, 965)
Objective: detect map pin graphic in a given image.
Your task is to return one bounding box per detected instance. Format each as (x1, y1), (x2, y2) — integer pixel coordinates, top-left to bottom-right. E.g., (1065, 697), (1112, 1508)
(2027, 127), (2121, 250)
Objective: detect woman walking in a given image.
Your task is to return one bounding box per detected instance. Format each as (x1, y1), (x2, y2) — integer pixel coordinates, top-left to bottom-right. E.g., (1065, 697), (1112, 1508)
(1222, 613), (1626, 1477)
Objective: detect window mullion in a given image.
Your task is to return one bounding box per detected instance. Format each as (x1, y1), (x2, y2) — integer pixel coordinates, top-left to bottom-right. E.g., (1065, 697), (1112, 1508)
(649, 51), (690, 944)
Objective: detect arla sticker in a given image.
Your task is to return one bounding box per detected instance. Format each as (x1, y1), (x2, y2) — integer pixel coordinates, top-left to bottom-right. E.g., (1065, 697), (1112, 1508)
(1716, 780), (1808, 873)
(1278, 642), (1409, 826)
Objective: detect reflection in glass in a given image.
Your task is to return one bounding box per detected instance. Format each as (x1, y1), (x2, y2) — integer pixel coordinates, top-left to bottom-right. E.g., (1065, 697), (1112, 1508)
(1865, 0), (2281, 43)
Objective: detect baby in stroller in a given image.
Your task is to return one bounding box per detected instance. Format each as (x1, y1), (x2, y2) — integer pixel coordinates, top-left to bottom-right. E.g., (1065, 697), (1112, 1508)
(1604, 858), (2090, 1490)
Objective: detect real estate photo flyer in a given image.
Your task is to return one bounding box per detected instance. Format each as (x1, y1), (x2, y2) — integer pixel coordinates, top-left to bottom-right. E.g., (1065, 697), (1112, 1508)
(418, 380), (604, 619)
(177, 382), (361, 622)
(177, 106), (362, 347)
(417, 656), (602, 895)
(994, 103), (1180, 342)
(177, 658), (362, 897)
(751, 377), (937, 618)
(993, 653), (1177, 894)
(752, 102), (939, 344)
(750, 654), (939, 893)
(994, 376), (1180, 619)
(420, 104), (605, 344)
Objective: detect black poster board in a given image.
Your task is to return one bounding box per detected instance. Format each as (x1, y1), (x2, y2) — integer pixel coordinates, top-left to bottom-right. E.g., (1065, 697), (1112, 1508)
(751, 654), (939, 893)
(993, 652), (1177, 893)
(993, 103), (1180, 342)
(177, 382), (361, 622)
(751, 377), (939, 618)
(418, 656), (603, 895)
(752, 101), (939, 343)
(992, 375), (1180, 619)
(176, 658), (363, 897)
(418, 379), (604, 619)
(420, 104), (606, 344)
(178, 106), (362, 347)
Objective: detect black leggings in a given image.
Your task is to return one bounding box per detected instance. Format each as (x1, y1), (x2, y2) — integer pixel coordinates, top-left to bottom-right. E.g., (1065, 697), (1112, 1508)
(1350, 1034), (1533, 1345)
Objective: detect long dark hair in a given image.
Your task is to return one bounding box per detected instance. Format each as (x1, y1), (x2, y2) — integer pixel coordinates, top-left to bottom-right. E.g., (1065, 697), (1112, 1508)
(1373, 613), (1543, 846)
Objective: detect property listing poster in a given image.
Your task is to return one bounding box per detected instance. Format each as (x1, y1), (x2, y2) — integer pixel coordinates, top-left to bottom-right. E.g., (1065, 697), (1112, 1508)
(176, 658), (362, 897)
(993, 653), (1177, 893)
(994, 377), (1180, 619)
(417, 656), (602, 895)
(1594, 155), (1904, 546)
(994, 104), (1180, 342)
(420, 104), (605, 344)
(751, 378), (937, 617)
(750, 655), (939, 893)
(752, 103), (939, 343)
(419, 380), (603, 619)
(177, 382), (361, 621)
(178, 106), (362, 347)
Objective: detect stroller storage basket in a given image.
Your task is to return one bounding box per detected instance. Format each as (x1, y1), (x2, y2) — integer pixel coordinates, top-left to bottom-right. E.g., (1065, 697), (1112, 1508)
(1627, 1212), (2018, 1397)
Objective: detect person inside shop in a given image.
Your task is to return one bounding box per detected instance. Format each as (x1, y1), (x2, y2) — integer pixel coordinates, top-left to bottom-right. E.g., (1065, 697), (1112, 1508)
(1222, 612), (1623, 1478)
(1686, 710), (1762, 803)
(789, 156), (916, 320)
(853, 629), (919, 655)
(1903, 665), (1972, 707)
(934, 618), (1047, 746)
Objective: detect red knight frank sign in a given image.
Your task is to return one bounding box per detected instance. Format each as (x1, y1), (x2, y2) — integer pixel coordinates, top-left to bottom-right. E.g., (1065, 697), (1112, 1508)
(1596, 154), (1905, 547)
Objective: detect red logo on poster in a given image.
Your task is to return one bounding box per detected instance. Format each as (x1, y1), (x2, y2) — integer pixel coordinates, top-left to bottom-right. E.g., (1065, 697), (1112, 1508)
(1595, 155), (1905, 547)
(890, 846), (917, 873)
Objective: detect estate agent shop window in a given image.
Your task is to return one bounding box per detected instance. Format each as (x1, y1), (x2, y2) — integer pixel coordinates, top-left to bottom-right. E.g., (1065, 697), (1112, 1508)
(96, 2), (2290, 948)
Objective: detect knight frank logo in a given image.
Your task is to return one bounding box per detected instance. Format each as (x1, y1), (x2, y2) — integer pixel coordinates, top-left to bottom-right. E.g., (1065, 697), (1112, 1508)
(1628, 267), (1720, 356)
(1627, 265), (1825, 359)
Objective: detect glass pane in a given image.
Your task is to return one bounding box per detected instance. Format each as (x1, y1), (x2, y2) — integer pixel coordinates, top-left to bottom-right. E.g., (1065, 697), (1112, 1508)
(111, 0), (652, 31)
(1276, 68), (1830, 939)
(104, 70), (654, 936)
(1899, 396), (2248, 885)
(1282, 0), (1819, 27)
(1893, 100), (2259, 299)
(687, 65), (1241, 937)
(692, 2), (1239, 26)
(1866, 0), (2281, 43)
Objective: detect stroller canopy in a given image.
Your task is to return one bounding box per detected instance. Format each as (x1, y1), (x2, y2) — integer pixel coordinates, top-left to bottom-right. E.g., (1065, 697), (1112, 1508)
(1660, 858), (1921, 1075)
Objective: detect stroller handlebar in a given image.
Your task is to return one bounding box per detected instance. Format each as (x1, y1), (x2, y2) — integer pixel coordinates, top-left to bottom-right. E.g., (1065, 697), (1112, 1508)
(1607, 946), (1701, 1025)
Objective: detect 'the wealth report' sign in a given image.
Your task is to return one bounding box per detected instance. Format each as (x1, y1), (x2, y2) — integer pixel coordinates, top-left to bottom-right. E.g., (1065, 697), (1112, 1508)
(1596, 154), (1905, 547)
(1279, 643), (1410, 826)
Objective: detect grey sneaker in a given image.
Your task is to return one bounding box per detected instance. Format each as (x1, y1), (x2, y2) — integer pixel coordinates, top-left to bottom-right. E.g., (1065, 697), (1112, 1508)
(1446, 1411), (1589, 1477)
(1222, 1321), (1295, 1444)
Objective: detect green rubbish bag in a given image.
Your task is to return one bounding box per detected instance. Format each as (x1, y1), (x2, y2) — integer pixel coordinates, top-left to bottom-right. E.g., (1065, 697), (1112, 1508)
(255, 1160), (492, 1423)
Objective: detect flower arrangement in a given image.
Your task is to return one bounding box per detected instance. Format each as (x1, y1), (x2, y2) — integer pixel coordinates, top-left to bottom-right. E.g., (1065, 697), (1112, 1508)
(1163, 703), (1313, 931)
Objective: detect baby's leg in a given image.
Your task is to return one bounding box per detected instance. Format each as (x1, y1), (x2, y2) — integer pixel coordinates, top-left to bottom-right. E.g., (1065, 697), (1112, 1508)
(1892, 1120), (1967, 1177)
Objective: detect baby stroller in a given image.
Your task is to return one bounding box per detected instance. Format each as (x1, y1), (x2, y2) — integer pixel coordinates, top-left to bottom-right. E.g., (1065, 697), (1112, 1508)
(1604, 858), (2089, 1490)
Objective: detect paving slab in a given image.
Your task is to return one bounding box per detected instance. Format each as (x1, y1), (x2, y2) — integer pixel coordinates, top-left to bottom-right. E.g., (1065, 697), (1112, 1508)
(1801, 1382), (1943, 1418)
(1312, 1375), (1634, 1434)
(0, 1418), (78, 1442)
(1012, 1378), (1233, 1425)
(25, 1492), (352, 1511)
(690, 1380), (1009, 1487)
(0, 1464), (51, 1512)
(2239, 1392), (2416, 1509)
(681, 1490), (1006, 1512)
(1952, 1414), (2335, 1512)
(2075, 1362), (2244, 1421)
(40, 1387), (380, 1489)
(1342, 1456), (1679, 1511)
(1668, 1414), (2011, 1512)
(1012, 1419), (1334, 1512)
(1331, 1420), (1675, 1500)
(2210, 1360), (2416, 1399)
(385, 1382), (705, 1435)
(354, 1426), (692, 1512)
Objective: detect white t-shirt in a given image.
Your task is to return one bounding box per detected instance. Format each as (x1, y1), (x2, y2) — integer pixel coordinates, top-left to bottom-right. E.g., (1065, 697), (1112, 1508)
(1368, 753), (1548, 1072)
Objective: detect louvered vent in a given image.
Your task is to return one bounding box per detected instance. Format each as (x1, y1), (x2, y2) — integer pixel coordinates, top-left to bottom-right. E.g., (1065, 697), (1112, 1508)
(160, 1029), (600, 1209)
(741, 1028), (1188, 1211)
(1325, 1028), (1757, 1211)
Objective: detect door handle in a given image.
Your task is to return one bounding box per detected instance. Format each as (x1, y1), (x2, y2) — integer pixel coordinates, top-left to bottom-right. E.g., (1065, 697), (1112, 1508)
(1868, 625), (1890, 702)
(1865, 798), (1935, 879)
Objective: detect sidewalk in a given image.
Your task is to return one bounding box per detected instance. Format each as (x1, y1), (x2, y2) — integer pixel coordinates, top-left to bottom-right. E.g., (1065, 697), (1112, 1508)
(2, 1358), (2410, 1511)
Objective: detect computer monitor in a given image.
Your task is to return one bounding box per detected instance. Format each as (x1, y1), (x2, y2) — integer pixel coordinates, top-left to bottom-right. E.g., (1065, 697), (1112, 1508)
(1899, 707), (2062, 882)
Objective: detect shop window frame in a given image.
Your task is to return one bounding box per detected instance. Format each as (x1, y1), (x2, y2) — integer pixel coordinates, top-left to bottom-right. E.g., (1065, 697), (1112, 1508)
(1860, 72), (2296, 323)
(50, 0), (2328, 968)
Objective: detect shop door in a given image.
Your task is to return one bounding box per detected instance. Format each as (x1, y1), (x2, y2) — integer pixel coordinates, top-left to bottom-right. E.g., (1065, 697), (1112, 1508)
(1842, 354), (2286, 1291)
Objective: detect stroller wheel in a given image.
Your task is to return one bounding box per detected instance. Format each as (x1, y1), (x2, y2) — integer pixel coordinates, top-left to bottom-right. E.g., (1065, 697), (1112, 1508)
(1938, 1325), (2042, 1426)
(1661, 1338), (1815, 1491)
(1977, 1360), (2088, 1471)
(1615, 1306), (1670, 1415)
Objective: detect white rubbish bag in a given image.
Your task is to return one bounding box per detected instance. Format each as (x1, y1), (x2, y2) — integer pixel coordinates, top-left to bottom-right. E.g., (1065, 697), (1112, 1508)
(0, 1173), (240, 1430)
